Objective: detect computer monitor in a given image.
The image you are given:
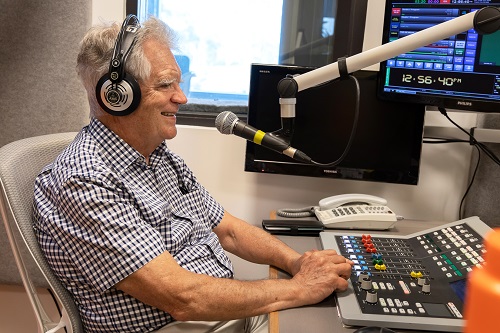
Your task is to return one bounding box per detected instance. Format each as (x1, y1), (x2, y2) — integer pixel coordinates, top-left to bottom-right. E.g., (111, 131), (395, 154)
(244, 64), (426, 185)
(378, 0), (500, 113)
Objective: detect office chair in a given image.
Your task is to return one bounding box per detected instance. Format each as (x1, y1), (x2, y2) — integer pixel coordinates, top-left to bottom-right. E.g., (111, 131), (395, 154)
(0, 132), (82, 333)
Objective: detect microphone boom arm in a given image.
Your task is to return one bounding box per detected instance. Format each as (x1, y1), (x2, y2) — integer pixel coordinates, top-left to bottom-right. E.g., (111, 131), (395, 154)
(272, 6), (500, 164)
(278, 6), (500, 99)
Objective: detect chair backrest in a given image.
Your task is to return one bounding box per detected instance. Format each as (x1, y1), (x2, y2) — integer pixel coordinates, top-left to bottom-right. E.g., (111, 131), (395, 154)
(0, 132), (83, 333)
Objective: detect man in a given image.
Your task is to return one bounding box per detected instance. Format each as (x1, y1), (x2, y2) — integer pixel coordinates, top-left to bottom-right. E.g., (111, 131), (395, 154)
(33, 16), (353, 333)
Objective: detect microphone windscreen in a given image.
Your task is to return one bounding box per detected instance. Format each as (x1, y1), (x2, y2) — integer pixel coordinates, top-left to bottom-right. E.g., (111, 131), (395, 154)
(215, 111), (238, 134)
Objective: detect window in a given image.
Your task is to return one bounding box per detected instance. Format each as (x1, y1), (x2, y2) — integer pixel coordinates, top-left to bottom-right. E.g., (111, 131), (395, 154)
(127, 0), (368, 126)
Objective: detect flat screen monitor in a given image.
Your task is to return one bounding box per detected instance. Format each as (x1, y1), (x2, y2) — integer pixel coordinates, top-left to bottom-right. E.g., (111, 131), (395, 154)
(245, 64), (426, 185)
(378, 0), (500, 113)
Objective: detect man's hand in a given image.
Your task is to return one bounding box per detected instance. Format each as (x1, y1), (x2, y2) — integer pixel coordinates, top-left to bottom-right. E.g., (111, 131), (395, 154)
(290, 249), (354, 305)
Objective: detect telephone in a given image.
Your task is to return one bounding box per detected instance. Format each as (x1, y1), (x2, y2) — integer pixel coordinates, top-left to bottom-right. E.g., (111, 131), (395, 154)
(314, 194), (398, 230)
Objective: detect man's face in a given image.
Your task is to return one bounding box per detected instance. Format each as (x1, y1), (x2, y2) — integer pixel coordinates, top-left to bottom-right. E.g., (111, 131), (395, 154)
(132, 39), (188, 142)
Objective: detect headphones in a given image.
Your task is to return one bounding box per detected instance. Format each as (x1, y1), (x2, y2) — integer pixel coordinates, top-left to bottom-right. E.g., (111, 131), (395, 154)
(96, 15), (142, 116)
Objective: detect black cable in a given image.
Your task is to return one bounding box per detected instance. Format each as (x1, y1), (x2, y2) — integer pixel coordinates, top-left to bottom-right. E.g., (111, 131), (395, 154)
(309, 74), (361, 167)
(460, 145), (481, 219)
(435, 107), (500, 218)
(438, 107), (500, 166)
(423, 138), (469, 144)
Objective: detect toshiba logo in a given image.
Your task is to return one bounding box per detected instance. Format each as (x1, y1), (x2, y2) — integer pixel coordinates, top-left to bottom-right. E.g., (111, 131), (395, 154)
(457, 101), (473, 107)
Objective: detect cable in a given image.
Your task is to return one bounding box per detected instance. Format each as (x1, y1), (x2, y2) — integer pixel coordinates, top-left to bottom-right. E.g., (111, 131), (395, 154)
(309, 74), (361, 167)
(460, 145), (481, 219)
(438, 107), (500, 166)
(423, 138), (469, 144)
(435, 107), (500, 218)
(276, 206), (317, 218)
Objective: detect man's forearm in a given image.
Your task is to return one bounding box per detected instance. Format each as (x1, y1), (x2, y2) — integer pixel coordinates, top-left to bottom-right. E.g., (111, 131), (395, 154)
(214, 212), (302, 275)
(116, 250), (306, 321)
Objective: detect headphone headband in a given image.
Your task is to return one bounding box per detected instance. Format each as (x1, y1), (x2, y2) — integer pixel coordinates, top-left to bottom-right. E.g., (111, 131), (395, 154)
(109, 15), (141, 83)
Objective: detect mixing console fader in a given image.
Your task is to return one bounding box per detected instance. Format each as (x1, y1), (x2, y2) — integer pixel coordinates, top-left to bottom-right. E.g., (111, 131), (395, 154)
(319, 216), (492, 332)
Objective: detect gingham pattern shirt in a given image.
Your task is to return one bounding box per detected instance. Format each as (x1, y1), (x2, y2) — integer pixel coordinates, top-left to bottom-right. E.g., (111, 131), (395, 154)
(33, 118), (233, 333)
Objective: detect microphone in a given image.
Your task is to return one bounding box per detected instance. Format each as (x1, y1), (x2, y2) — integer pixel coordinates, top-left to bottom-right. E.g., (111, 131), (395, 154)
(215, 111), (312, 164)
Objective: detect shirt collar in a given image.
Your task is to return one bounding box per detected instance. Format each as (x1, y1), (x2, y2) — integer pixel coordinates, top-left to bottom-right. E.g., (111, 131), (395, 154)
(87, 118), (169, 173)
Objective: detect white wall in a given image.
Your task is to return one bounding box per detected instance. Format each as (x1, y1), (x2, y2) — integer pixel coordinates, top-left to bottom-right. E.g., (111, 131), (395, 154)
(92, 0), (125, 25)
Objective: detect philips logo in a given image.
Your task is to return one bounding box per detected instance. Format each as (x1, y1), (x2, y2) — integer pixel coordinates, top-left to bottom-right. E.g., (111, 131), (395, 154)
(323, 170), (338, 174)
(457, 101), (473, 107)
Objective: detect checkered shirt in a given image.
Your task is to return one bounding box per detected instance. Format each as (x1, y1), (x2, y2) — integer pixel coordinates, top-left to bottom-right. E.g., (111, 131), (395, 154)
(33, 118), (233, 332)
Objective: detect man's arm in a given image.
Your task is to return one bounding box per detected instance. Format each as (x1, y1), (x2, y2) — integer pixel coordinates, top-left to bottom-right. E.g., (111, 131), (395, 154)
(214, 211), (306, 276)
(115, 247), (351, 321)
(116, 211), (353, 321)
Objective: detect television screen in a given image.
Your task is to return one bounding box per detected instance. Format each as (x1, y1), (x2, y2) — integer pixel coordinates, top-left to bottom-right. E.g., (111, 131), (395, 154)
(245, 64), (426, 185)
(378, 0), (500, 112)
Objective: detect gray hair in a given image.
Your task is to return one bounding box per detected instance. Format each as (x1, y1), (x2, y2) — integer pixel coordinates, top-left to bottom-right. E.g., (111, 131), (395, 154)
(76, 16), (178, 117)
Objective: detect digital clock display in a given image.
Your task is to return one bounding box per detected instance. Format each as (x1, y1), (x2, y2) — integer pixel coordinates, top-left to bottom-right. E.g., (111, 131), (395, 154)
(402, 74), (462, 86)
(387, 68), (495, 95)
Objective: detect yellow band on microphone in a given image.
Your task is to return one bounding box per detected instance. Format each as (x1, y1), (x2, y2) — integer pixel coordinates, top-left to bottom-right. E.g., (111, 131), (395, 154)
(253, 130), (265, 145)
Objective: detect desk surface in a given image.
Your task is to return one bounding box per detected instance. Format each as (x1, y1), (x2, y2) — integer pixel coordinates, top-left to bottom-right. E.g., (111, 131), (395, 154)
(269, 218), (448, 333)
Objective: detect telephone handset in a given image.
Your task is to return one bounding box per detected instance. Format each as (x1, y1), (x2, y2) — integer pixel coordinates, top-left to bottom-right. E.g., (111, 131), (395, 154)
(318, 193), (388, 211)
(314, 194), (398, 230)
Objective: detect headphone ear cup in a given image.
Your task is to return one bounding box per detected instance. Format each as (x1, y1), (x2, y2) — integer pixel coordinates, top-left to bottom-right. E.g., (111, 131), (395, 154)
(96, 73), (141, 116)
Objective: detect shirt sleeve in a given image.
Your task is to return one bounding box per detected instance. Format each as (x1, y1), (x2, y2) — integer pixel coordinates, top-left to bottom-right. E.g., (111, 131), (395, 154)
(51, 174), (166, 294)
(199, 183), (225, 229)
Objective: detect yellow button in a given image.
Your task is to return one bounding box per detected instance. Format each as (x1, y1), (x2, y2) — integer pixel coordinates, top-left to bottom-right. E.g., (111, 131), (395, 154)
(410, 271), (423, 278)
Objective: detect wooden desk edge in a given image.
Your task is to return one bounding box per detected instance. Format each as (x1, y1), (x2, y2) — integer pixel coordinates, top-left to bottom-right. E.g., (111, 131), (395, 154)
(269, 266), (280, 333)
(268, 211), (279, 332)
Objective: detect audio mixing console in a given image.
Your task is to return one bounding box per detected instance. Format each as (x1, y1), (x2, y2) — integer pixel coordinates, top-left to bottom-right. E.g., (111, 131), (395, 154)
(320, 216), (492, 332)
